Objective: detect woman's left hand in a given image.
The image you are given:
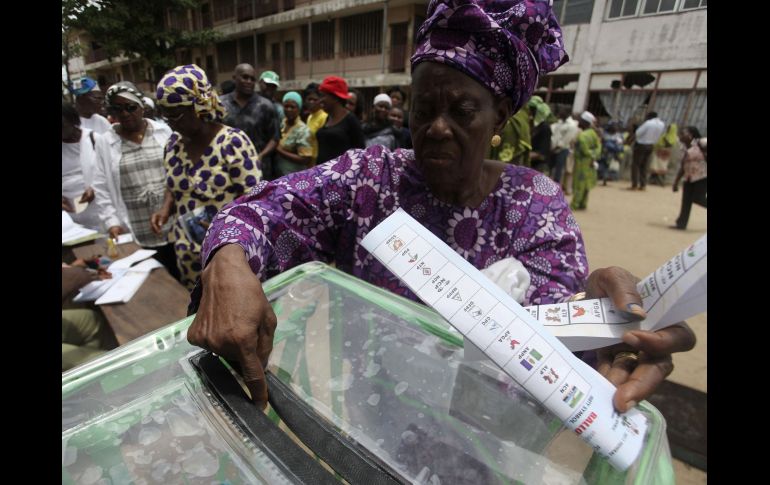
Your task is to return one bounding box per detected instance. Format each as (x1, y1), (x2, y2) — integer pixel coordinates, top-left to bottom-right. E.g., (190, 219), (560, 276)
(585, 267), (697, 413)
(150, 210), (170, 235)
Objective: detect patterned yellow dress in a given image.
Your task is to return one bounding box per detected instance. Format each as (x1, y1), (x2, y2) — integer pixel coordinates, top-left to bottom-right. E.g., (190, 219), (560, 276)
(164, 126), (262, 288)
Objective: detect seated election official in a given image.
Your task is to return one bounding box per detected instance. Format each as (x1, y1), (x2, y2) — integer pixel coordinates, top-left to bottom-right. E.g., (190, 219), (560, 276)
(62, 262), (117, 371)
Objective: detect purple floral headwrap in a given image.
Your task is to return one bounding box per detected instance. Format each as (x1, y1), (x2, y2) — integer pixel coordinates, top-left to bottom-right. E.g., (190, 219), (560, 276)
(411, 0), (569, 113)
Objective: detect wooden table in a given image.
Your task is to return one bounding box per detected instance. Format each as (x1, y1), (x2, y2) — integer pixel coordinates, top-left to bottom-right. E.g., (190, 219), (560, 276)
(69, 239), (191, 345)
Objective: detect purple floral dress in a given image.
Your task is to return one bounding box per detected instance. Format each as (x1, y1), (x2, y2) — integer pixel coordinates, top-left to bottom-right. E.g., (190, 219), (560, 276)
(201, 146), (589, 306)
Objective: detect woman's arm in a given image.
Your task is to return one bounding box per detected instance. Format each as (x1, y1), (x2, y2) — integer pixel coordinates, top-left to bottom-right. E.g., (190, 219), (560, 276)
(190, 149), (374, 405)
(275, 144), (312, 166)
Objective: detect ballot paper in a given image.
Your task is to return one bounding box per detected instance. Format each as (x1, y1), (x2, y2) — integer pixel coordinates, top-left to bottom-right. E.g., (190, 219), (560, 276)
(107, 249), (157, 271)
(61, 211), (99, 245)
(72, 268), (128, 303)
(95, 258), (163, 305)
(519, 235), (707, 351)
(361, 208), (648, 471)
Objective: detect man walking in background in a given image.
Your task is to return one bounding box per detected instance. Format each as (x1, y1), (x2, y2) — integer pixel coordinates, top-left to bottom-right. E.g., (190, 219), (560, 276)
(628, 111), (665, 191)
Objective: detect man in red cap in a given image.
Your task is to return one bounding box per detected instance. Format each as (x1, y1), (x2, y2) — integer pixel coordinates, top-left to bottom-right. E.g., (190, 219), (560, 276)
(315, 76), (366, 164)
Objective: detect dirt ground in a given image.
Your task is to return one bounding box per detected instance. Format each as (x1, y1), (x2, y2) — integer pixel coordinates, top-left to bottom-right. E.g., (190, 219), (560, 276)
(567, 178), (707, 484)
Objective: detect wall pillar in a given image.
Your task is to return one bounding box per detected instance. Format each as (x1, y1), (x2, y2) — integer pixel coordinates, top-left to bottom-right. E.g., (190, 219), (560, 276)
(572, 0), (607, 114)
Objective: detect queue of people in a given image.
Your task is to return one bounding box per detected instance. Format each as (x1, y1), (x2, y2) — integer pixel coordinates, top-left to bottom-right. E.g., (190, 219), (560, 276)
(63, 0), (701, 422)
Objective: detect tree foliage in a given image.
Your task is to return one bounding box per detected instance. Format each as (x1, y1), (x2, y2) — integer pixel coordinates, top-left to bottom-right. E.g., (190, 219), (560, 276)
(63, 0), (221, 84)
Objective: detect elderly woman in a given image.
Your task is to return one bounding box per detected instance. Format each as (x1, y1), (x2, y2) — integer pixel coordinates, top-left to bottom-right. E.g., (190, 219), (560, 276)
(188, 0), (695, 410)
(362, 94), (403, 150)
(92, 81), (179, 280)
(273, 91), (313, 177)
(151, 64), (263, 289)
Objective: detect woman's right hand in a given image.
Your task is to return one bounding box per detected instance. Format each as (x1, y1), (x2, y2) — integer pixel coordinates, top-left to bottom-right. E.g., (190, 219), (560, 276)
(187, 244), (277, 408)
(62, 196), (74, 212)
(108, 226), (124, 240)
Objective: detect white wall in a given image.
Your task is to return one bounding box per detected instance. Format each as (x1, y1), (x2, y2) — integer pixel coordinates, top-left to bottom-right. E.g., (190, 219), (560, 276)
(591, 9), (706, 72)
(561, 8), (707, 74)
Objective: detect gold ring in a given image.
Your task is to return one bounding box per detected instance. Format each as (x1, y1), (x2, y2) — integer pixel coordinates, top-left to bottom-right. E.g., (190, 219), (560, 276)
(613, 351), (639, 367)
(569, 292), (587, 302)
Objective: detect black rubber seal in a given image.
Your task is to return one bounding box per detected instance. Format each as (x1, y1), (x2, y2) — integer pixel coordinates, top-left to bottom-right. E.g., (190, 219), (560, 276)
(265, 371), (403, 485)
(190, 352), (337, 484)
(191, 351), (404, 484)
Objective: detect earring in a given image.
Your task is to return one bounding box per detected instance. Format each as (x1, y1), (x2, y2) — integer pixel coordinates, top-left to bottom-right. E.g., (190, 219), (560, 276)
(490, 134), (502, 147)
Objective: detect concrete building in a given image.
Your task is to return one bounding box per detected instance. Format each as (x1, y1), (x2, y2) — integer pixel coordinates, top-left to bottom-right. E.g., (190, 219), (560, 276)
(542, 0), (707, 133)
(68, 0), (706, 132)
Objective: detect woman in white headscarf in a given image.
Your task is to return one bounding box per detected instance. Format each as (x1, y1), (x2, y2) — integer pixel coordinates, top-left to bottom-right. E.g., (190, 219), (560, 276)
(362, 93), (404, 149)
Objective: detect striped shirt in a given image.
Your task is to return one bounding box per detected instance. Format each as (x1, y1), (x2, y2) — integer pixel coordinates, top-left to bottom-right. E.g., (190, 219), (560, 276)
(119, 124), (168, 247)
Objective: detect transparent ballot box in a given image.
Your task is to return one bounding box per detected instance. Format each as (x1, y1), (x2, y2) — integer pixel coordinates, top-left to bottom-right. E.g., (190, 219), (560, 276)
(62, 262), (674, 484)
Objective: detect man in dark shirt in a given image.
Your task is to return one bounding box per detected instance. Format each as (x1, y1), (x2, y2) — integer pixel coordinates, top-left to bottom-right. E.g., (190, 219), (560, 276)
(220, 63), (281, 179)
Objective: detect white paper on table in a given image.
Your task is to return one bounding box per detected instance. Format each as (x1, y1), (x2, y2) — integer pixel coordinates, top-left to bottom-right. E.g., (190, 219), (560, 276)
(94, 258), (163, 305)
(116, 233), (134, 245)
(95, 272), (150, 304)
(62, 211), (98, 244)
(361, 208), (647, 471)
(107, 249), (157, 271)
(72, 268), (128, 303)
